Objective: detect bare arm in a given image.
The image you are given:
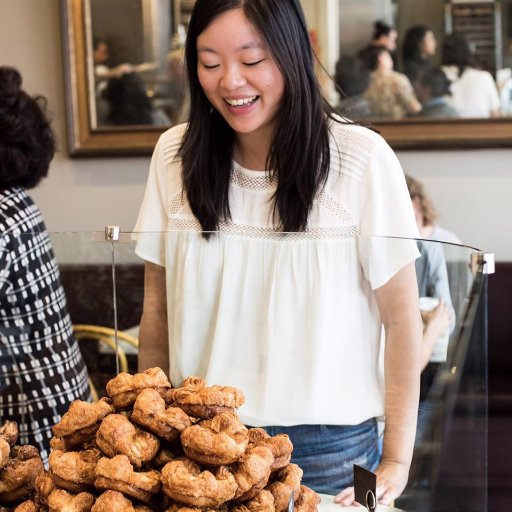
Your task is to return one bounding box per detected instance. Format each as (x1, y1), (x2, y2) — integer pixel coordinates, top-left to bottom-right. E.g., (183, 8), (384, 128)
(336, 262), (422, 506)
(420, 299), (452, 370)
(138, 261), (169, 374)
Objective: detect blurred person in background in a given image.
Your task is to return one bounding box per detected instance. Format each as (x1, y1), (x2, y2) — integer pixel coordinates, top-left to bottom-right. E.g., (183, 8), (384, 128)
(364, 45), (422, 119)
(442, 33), (500, 118)
(334, 55), (373, 120)
(359, 20), (398, 69)
(0, 67), (91, 464)
(415, 66), (459, 118)
(402, 25), (437, 84)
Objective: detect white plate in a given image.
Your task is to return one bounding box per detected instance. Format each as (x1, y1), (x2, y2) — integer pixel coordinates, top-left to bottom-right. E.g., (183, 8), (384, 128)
(318, 493), (406, 511)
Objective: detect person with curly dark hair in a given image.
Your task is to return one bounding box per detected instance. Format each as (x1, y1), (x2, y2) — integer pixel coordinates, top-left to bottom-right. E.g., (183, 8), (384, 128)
(0, 66), (91, 464)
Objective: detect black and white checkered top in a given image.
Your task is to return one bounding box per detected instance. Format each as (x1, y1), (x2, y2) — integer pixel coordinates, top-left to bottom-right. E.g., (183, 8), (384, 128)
(0, 187), (90, 463)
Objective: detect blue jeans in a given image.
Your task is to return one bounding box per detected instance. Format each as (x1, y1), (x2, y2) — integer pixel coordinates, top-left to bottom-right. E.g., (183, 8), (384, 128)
(264, 418), (380, 496)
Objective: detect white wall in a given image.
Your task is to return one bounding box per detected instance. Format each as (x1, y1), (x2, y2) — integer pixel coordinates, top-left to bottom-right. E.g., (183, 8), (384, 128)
(1, 0), (511, 260)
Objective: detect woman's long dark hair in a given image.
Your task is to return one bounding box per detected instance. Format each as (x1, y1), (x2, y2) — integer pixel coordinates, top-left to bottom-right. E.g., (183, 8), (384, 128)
(442, 33), (474, 77)
(402, 25), (430, 62)
(179, 0), (337, 233)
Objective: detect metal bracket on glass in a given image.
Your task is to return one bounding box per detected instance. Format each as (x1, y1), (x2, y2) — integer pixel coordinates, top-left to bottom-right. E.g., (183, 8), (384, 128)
(470, 252), (495, 275)
(91, 225), (132, 243)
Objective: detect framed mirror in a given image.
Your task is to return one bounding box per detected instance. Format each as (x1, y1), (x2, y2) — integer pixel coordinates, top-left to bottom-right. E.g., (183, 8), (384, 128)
(61, 0), (512, 157)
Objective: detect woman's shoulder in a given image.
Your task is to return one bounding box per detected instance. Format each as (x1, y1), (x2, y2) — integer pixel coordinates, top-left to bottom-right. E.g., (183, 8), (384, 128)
(328, 116), (388, 154)
(154, 123), (188, 167)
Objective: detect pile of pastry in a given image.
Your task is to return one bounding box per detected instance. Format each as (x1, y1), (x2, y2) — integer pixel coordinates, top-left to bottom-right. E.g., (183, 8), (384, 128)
(9, 368), (320, 511)
(0, 420), (45, 510)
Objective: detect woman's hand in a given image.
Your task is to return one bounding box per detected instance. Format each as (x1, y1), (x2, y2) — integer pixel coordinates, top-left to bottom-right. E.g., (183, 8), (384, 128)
(334, 459), (410, 507)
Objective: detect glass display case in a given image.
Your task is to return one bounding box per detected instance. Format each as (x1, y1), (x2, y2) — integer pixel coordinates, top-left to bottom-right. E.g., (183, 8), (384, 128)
(0, 230), (491, 511)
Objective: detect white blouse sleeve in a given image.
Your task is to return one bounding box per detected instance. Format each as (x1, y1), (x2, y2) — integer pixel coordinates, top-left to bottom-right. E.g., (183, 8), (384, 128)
(357, 137), (420, 290)
(133, 134), (169, 266)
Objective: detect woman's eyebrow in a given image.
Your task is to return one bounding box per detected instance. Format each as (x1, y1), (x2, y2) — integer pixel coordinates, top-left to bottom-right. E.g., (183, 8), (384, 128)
(197, 41), (264, 53)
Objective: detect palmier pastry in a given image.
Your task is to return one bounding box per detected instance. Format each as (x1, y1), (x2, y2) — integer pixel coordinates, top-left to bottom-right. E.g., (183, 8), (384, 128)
(247, 429), (293, 472)
(49, 448), (102, 493)
(91, 490), (153, 512)
(131, 388), (192, 443)
(161, 458), (237, 508)
(12, 501), (41, 512)
(0, 445), (44, 504)
(294, 485), (320, 512)
(106, 367), (172, 410)
(94, 455), (161, 504)
(266, 464), (303, 512)
(231, 489), (275, 512)
(95, 414), (159, 468)
(164, 505), (228, 512)
(46, 489), (95, 512)
(52, 397), (114, 450)
(0, 421), (18, 447)
(168, 377), (244, 419)
(0, 421), (18, 471)
(0, 440), (9, 472)
(35, 471), (56, 506)
(181, 413), (248, 466)
(233, 445), (274, 502)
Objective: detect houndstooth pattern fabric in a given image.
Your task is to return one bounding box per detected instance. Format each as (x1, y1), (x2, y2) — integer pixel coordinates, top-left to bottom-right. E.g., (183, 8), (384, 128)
(0, 187), (90, 464)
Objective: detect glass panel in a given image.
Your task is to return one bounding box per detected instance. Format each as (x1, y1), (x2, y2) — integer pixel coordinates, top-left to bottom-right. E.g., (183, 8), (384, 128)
(0, 231), (487, 511)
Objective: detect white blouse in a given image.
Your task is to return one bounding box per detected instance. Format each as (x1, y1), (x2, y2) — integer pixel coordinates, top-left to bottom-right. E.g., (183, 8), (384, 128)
(134, 120), (419, 426)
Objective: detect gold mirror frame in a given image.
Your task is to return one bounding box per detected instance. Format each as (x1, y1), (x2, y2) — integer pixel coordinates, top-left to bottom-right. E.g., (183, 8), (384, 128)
(61, 0), (512, 157)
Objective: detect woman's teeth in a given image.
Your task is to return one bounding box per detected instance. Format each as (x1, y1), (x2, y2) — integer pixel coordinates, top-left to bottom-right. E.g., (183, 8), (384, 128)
(225, 96), (258, 106)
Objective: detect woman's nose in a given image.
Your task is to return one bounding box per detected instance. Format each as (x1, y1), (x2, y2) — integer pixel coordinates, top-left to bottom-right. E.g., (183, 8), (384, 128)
(220, 66), (247, 90)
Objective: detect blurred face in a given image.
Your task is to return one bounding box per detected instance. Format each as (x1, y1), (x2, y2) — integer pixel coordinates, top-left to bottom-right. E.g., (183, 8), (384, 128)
(421, 30), (437, 56)
(94, 42), (109, 64)
(382, 30), (398, 52)
(196, 8), (285, 142)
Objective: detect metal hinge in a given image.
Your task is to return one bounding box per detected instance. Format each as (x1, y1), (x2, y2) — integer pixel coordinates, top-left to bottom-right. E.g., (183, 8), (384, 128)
(91, 225), (132, 243)
(470, 252), (495, 275)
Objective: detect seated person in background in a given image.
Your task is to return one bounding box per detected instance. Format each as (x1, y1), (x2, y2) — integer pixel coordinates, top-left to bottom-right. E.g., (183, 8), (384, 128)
(402, 25), (437, 85)
(0, 67), (91, 463)
(359, 20), (398, 68)
(406, 174), (461, 244)
(93, 37), (134, 84)
(334, 55), (373, 120)
(442, 33), (500, 118)
(363, 46), (422, 119)
(102, 72), (171, 126)
(415, 66), (459, 118)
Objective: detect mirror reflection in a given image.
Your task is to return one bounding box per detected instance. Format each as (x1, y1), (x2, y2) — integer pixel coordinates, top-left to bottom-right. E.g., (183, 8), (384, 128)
(85, 0), (512, 130)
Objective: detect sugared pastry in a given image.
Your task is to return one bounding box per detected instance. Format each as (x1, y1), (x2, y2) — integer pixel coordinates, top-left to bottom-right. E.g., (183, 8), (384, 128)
(233, 445), (274, 502)
(0, 445), (44, 504)
(106, 367), (172, 410)
(0, 421), (18, 471)
(11, 501), (41, 512)
(161, 458), (237, 508)
(0, 440), (9, 472)
(231, 489), (276, 512)
(164, 504), (228, 512)
(266, 464), (303, 512)
(94, 455), (161, 504)
(167, 377), (244, 419)
(49, 448), (102, 493)
(0, 421), (19, 447)
(46, 489), (95, 512)
(52, 398), (114, 450)
(91, 490), (153, 512)
(35, 471), (56, 506)
(294, 485), (321, 512)
(247, 429), (293, 472)
(131, 388), (192, 443)
(181, 413), (248, 466)
(95, 414), (160, 468)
